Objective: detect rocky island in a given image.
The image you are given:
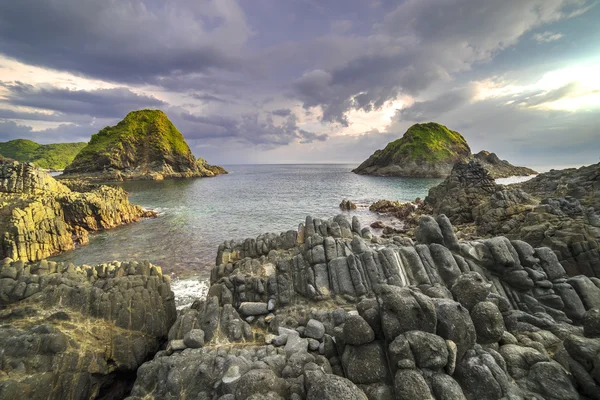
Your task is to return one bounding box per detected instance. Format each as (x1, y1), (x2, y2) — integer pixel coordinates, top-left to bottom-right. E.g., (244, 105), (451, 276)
(353, 122), (537, 178)
(0, 158), (154, 262)
(0, 139), (87, 171)
(61, 109), (227, 181)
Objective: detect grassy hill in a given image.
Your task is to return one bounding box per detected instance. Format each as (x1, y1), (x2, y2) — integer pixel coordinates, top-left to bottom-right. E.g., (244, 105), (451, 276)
(0, 139), (87, 170)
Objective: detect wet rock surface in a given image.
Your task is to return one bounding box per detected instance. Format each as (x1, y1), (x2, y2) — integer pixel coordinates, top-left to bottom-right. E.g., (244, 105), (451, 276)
(127, 214), (600, 399)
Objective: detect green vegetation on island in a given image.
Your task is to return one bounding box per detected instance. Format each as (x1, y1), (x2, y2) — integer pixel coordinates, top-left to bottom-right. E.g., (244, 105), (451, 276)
(353, 122), (537, 178)
(0, 139), (87, 170)
(63, 109), (227, 180)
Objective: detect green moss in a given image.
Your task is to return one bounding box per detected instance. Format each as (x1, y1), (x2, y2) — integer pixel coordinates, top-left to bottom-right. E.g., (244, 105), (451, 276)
(0, 139), (87, 170)
(65, 109), (198, 174)
(380, 122), (470, 163)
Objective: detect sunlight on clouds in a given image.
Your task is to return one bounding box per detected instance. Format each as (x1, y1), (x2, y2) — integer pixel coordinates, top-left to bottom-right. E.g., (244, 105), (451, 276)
(342, 98), (410, 136)
(0, 57), (115, 91)
(474, 61), (600, 111)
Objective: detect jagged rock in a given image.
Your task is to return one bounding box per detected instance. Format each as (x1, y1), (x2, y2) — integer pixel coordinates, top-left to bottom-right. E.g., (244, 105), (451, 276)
(393, 370), (434, 400)
(129, 214), (600, 400)
(343, 315), (375, 345)
(471, 302), (505, 344)
(183, 329), (205, 348)
(583, 309), (600, 338)
(0, 259), (175, 400)
(450, 272), (492, 311)
(304, 369), (367, 400)
(339, 199), (358, 210)
(0, 159), (153, 262)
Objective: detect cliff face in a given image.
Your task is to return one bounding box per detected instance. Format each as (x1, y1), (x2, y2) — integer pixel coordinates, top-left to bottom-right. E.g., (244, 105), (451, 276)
(0, 259), (176, 400)
(426, 161), (600, 278)
(129, 214), (600, 400)
(62, 109), (227, 181)
(353, 123), (537, 178)
(0, 159), (152, 262)
(0, 139), (86, 171)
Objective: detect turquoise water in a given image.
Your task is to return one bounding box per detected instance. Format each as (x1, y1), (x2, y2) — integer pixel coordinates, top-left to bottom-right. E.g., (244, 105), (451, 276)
(51, 165), (442, 279)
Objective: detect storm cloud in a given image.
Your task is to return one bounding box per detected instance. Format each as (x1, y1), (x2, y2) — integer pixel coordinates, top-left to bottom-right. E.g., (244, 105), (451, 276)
(0, 0), (597, 166)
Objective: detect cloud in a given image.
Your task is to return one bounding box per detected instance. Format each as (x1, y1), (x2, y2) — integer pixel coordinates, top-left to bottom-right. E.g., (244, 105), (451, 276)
(397, 86), (477, 121)
(0, 0), (251, 84)
(533, 31), (565, 43)
(0, 81), (167, 118)
(0, 120), (96, 144)
(291, 0), (592, 125)
(271, 108), (293, 117)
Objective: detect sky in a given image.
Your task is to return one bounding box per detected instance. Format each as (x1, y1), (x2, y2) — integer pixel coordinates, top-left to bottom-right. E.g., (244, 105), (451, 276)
(0, 0), (598, 168)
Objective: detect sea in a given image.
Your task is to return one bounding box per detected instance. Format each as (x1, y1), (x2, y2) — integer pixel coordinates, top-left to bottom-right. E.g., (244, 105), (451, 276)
(49, 164), (534, 307)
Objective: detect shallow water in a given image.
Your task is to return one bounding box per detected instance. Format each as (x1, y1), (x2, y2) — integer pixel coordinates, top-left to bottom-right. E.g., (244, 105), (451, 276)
(51, 164), (443, 281)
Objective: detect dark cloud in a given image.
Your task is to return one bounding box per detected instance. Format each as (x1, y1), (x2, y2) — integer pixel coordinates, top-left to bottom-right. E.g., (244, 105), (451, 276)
(271, 109), (293, 117)
(189, 93), (231, 104)
(0, 82), (166, 118)
(292, 0), (593, 124)
(173, 110), (328, 147)
(397, 86), (477, 121)
(0, 120), (96, 144)
(0, 0), (250, 84)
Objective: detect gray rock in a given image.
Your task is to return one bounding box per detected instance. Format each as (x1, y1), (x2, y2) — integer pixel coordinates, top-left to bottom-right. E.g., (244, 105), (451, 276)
(434, 299), (476, 361)
(183, 329), (205, 348)
(342, 342), (390, 384)
(168, 339), (187, 352)
(304, 369), (368, 400)
(239, 302), (269, 316)
(267, 298), (276, 311)
(305, 319), (325, 340)
(393, 369), (434, 400)
(436, 214), (460, 251)
(308, 339), (320, 351)
(285, 333), (308, 356)
(524, 361), (579, 400)
(583, 308), (600, 338)
(450, 272), (491, 311)
(470, 301), (505, 344)
(379, 285), (437, 340)
(431, 373), (467, 400)
(343, 315), (375, 346)
(271, 334), (288, 347)
(405, 330), (448, 370)
(568, 276), (600, 310)
(536, 247), (567, 280)
(415, 216), (445, 246)
(234, 369), (288, 400)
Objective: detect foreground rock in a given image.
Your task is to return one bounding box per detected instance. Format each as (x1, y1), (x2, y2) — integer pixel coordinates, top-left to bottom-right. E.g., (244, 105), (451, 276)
(427, 161), (600, 278)
(128, 214), (599, 399)
(0, 259), (176, 399)
(353, 122), (536, 178)
(62, 109), (227, 181)
(0, 159), (154, 262)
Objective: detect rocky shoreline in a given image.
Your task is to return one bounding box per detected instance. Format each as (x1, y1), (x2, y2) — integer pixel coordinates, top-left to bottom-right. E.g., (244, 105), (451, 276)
(0, 159), (155, 263)
(2, 161), (600, 399)
(124, 213), (599, 399)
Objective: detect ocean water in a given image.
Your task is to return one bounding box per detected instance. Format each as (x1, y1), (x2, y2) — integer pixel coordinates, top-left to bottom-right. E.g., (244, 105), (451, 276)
(51, 165), (442, 280)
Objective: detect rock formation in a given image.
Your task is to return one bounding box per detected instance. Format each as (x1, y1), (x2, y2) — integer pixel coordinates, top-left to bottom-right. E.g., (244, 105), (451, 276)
(0, 258), (176, 399)
(0, 159), (153, 262)
(426, 161), (600, 278)
(62, 109), (227, 181)
(127, 214), (600, 399)
(353, 122), (537, 178)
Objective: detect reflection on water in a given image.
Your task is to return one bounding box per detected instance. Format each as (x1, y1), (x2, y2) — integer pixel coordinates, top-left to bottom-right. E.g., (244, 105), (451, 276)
(50, 165), (442, 279)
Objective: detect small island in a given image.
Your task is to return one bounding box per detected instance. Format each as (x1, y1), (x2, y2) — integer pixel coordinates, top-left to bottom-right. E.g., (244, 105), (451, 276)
(0, 139), (87, 171)
(353, 122), (537, 179)
(61, 109), (227, 181)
